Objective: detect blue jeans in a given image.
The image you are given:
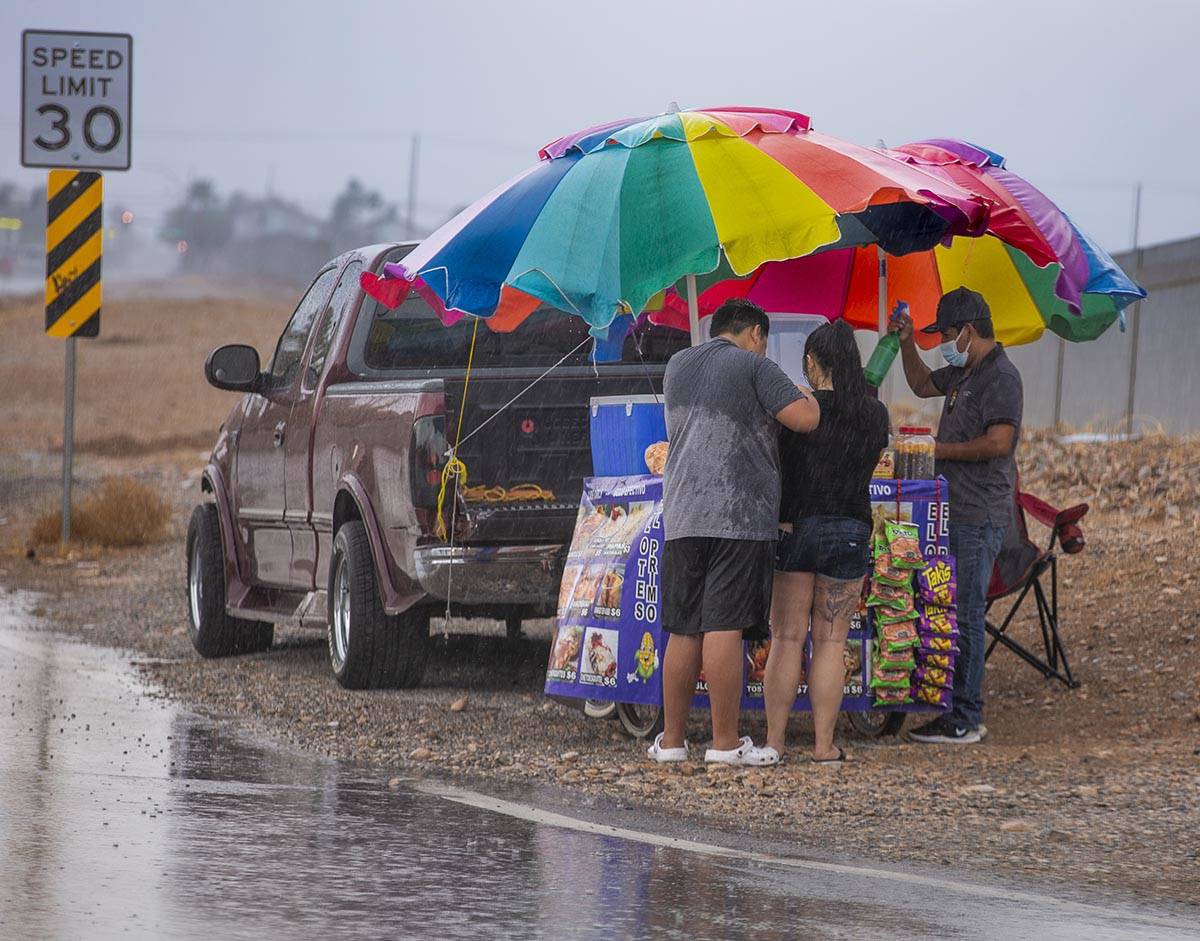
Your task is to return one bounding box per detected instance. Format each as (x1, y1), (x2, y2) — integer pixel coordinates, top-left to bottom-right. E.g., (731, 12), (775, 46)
(948, 521), (1007, 730)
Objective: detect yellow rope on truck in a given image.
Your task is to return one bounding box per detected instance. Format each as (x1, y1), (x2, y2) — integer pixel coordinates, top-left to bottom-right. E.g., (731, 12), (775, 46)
(434, 318), (560, 539)
(435, 318), (479, 542)
(461, 483), (556, 503)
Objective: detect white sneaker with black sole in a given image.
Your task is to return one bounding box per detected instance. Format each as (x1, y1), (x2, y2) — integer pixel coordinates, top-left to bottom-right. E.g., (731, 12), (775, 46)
(907, 718), (982, 744)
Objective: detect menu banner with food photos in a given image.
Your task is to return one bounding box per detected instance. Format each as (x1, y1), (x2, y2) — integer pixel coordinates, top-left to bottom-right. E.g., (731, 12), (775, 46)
(545, 475), (665, 706)
(545, 475), (949, 712)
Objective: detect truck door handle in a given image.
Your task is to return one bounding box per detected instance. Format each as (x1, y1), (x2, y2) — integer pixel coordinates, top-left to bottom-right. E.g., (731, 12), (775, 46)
(273, 421), (286, 447)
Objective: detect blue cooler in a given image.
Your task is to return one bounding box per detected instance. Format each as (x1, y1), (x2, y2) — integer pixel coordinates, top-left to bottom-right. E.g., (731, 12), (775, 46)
(589, 395), (667, 476)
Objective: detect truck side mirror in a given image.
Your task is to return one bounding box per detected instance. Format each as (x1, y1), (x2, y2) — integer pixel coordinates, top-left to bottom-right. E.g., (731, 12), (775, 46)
(205, 344), (262, 392)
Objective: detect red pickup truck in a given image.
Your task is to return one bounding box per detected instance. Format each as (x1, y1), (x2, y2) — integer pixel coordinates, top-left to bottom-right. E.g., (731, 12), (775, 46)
(188, 242), (684, 688)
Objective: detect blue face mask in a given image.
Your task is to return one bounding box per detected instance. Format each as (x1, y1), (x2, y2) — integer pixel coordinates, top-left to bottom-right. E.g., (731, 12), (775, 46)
(940, 329), (971, 368)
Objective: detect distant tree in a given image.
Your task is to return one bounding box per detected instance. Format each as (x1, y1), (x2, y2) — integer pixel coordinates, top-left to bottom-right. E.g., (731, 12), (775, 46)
(17, 184), (45, 250)
(160, 179), (233, 266)
(326, 179), (398, 250)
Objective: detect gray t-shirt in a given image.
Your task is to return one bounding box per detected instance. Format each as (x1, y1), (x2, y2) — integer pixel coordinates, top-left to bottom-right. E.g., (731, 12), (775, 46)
(931, 345), (1024, 527)
(662, 337), (804, 542)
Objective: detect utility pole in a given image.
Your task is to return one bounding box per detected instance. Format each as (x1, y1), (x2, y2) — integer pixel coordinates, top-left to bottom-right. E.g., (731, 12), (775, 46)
(1123, 181), (1143, 439)
(406, 133), (421, 239)
(1052, 335), (1066, 433)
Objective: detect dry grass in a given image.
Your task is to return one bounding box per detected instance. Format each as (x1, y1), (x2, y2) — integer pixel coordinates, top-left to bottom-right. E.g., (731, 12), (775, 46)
(0, 289), (290, 453)
(28, 476), (171, 548)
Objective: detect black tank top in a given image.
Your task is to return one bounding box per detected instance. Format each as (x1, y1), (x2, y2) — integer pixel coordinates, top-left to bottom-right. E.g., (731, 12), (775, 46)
(779, 390), (890, 526)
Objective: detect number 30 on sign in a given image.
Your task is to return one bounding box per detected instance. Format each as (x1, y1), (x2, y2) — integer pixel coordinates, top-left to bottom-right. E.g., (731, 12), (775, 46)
(21, 30), (132, 172)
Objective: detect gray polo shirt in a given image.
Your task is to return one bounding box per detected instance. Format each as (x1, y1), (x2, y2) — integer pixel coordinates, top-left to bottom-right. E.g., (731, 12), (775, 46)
(930, 344), (1024, 527)
(662, 337), (804, 542)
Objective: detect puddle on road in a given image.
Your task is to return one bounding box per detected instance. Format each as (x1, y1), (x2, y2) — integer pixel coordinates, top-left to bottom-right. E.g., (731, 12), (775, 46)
(0, 588), (1194, 940)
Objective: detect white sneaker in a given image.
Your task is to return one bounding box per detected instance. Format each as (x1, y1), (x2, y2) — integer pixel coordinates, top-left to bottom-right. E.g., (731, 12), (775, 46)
(647, 732), (689, 763)
(705, 735), (766, 765)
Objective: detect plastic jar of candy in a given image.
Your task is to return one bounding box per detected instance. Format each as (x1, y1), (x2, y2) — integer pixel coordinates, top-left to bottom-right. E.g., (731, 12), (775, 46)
(894, 426), (936, 479)
(872, 437), (895, 478)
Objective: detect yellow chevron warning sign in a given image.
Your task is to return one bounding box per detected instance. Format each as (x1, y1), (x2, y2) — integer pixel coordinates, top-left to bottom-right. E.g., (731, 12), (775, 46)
(45, 169), (102, 338)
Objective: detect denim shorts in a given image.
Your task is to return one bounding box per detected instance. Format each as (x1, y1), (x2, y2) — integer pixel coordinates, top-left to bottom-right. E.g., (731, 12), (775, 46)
(776, 516), (872, 580)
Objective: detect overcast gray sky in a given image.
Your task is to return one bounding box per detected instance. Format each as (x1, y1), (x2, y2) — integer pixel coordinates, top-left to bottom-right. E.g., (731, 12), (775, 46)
(4, 0), (1197, 254)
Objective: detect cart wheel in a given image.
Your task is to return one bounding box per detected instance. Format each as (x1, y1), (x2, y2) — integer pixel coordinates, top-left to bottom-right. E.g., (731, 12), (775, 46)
(847, 710), (906, 739)
(615, 702), (665, 740)
(583, 699), (617, 720)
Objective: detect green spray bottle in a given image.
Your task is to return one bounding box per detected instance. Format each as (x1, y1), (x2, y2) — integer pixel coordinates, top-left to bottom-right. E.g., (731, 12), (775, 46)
(864, 301), (908, 388)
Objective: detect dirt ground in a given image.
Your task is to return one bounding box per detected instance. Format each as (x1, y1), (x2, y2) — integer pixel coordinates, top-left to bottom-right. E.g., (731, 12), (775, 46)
(1, 292), (1198, 909)
(0, 286), (289, 454)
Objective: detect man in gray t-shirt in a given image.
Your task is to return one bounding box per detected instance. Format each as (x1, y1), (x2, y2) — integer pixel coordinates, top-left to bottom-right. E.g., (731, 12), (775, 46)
(892, 287), (1024, 746)
(649, 299), (820, 766)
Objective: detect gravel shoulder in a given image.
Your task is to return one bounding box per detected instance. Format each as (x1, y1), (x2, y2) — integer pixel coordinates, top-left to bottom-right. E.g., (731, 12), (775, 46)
(2, 443), (1198, 909)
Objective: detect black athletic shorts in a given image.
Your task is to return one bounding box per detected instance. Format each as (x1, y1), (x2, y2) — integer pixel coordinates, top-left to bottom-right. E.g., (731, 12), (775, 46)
(662, 536), (774, 641)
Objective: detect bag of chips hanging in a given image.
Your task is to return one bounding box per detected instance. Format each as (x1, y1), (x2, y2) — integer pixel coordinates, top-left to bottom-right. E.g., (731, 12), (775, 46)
(884, 520), (924, 569)
(873, 552), (911, 587)
(866, 579), (914, 610)
(876, 605), (920, 626)
(876, 645), (917, 671)
(877, 620), (918, 650)
(917, 603), (958, 636)
(914, 684), (952, 708)
(919, 635), (960, 653)
(873, 686), (913, 706)
(916, 556), (957, 607)
(915, 665), (954, 689)
(915, 650), (956, 671)
(870, 665), (912, 688)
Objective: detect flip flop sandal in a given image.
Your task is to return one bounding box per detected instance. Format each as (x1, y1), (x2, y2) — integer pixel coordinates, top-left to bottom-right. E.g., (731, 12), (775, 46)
(811, 747), (851, 765)
(646, 732), (689, 763)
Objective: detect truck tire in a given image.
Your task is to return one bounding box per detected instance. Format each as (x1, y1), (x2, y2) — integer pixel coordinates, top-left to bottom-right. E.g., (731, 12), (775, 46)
(186, 504), (274, 657)
(328, 521), (429, 689)
(846, 710), (906, 739)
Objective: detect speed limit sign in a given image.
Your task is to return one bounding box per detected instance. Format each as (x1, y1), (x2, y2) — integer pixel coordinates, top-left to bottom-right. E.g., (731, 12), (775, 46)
(21, 30), (132, 171)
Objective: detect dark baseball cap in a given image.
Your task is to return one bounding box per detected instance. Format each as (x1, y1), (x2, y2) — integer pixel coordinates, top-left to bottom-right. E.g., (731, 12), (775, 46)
(921, 286), (992, 334)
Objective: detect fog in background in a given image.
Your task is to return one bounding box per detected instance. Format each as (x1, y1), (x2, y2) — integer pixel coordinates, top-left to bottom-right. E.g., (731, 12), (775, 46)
(3, 0), (1199, 279)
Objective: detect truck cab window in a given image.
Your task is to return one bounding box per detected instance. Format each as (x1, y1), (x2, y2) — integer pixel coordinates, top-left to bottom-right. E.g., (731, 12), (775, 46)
(305, 261), (363, 391)
(358, 293), (689, 373)
(269, 267), (339, 388)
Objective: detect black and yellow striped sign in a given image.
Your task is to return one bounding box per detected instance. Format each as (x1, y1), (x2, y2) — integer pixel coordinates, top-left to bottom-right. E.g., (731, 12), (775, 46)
(45, 169), (102, 338)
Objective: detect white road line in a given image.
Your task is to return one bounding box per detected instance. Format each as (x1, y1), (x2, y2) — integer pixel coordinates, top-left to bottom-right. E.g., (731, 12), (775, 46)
(418, 780), (1195, 930)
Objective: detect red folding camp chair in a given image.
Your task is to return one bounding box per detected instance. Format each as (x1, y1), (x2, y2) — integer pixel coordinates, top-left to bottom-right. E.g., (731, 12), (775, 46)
(984, 490), (1088, 689)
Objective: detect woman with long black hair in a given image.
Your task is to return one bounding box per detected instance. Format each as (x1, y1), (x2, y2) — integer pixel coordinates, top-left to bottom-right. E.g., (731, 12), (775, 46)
(758, 319), (889, 765)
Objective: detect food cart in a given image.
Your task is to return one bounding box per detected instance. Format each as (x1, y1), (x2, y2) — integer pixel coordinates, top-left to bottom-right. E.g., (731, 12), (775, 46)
(544, 471), (953, 739)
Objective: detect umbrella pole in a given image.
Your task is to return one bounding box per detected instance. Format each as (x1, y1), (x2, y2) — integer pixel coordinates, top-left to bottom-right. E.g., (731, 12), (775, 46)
(686, 274), (702, 347)
(876, 246), (891, 405)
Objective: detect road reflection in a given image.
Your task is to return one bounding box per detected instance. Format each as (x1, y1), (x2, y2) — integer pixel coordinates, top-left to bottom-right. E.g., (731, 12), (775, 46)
(0, 597), (1194, 940)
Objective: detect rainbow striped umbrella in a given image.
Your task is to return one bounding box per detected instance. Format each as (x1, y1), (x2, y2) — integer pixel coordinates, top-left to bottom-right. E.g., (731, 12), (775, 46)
(363, 107), (990, 344)
(653, 139), (1145, 348)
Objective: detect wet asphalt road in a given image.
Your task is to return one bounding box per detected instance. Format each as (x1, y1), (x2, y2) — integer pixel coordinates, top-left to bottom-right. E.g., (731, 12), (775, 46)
(1, 591), (1196, 940)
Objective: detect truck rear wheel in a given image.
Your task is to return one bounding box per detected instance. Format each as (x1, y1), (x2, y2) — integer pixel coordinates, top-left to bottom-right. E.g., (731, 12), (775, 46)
(186, 504), (274, 657)
(328, 521), (429, 689)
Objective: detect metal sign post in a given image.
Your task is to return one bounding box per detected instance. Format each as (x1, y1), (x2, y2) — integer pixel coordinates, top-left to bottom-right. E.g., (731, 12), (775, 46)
(23, 30), (132, 543)
(44, 169), (104, 542)
(62, 338), (76, 541)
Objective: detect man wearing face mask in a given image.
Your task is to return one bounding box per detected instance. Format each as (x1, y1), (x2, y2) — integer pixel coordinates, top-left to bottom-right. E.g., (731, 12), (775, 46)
(890, 286), (1024, 745)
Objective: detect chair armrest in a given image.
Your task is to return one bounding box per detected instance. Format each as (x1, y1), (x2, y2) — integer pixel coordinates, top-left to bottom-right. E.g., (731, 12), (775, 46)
(1016, 491), (1061, 528)
(1056, 503), (1089, 527)
(1017, 491), (1089, 530)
